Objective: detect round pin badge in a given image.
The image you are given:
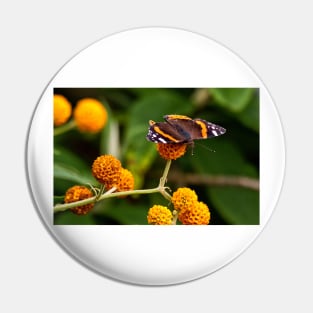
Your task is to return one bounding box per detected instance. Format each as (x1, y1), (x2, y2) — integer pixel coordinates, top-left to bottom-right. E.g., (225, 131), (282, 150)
(26, 27), (285, 285)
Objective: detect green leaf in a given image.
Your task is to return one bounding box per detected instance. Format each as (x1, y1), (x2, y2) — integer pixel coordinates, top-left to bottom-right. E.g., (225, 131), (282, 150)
(210, 186), (259, 224)
(125, 143), (158, 188)
(235, 91), (259, 132)
(210, 88), (255, 112)
(54, 163), (96, 185)
(54, 210), (96, 225)
(96, 200), (149, 225)
(54, 147), (97, 190)
(99, 98), (121, 156)
(190, 139), (250, 175)
(189, 140), (259, 224)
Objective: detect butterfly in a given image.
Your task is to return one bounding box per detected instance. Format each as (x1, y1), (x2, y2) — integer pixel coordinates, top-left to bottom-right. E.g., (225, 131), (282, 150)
(146, 114), (226, 145)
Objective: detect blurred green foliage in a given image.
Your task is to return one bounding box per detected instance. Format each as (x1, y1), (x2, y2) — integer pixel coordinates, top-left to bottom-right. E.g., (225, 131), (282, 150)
(54, 88), (259, 225)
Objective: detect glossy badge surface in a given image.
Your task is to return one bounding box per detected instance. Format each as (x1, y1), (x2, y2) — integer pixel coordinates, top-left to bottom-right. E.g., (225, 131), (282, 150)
(26, 27), (285, 285)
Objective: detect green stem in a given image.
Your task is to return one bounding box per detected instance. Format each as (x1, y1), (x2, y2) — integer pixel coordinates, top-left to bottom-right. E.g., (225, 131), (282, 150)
(54, 119), (76, 136)
(160, 159), (171, 187)
(53, 159), (173, 213)
(158, 159), (172, 201)
(54, 187), (161, 213)
(172, 210), (178, 225)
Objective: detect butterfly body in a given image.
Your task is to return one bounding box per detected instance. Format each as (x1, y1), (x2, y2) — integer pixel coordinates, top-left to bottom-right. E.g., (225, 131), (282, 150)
(146, 114), (226, 144)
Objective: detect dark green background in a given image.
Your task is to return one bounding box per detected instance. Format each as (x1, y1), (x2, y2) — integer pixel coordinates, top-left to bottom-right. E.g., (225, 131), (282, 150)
(54, 88), (259, 225)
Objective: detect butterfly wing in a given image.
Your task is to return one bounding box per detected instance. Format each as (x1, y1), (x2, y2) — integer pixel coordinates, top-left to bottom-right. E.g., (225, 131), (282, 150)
(146, 120), (188, 143)
(146, 115), (226, 144)
(165, 115), (226, 140)
(193, 118), (226, 139)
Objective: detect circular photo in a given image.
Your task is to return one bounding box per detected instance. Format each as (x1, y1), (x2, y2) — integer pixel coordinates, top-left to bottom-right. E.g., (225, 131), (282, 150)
(27, 28), (284, 285)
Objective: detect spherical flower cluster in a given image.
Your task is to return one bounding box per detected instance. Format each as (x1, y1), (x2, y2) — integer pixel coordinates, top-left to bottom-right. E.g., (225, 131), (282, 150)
(92, 155), (122, 186)
(156, 143), (187, 160)
(147, 205), (173, 225)
(74, 98), (107, 133)
(178, 201), (211, 225)
(171, 187), (198, 211)
(113, 168), (135, 192)
(171, 187), (211, 225)
(64, 185), (94, 215)
(54, 94), (72, 126)
(91, 154), (135, 193)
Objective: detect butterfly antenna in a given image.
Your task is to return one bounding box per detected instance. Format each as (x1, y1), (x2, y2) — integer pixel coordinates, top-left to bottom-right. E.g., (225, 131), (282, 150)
(189, 141), (195, 155)
(195, 142), (216, 153)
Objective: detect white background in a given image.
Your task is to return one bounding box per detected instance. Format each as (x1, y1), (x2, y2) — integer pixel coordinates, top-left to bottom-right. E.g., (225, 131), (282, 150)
(1, 1), (312, 312)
